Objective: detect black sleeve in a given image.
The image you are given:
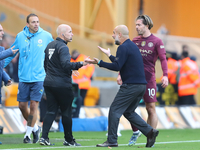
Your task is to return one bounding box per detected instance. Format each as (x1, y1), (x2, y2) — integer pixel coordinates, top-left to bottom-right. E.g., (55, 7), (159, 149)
(44, 46), (48, 72)
(99, 46), (127, 71)
(59, 46), (83, 70)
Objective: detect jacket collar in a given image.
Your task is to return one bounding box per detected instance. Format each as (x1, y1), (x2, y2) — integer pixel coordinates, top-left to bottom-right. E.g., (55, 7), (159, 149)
(56, 37), (68, 45)
(22, 26), (43, 39)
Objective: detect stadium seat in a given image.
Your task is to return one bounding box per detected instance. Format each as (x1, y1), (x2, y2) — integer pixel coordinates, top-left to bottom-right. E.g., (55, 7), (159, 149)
(4, 83), (18, 107)
(84, 87), (100, 106)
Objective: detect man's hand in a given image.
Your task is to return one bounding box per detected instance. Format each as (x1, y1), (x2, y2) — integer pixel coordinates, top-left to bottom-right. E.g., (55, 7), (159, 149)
(72, 70), (79, 77)
(161, 76), (168, 88)
(117, 74), (122, 85)
(6, 80), (12, 86)
(82, 56), (91, 66)
(85, 57), (99, 64)
(98, 46), (111, 57)
(10, 46), (19, 54)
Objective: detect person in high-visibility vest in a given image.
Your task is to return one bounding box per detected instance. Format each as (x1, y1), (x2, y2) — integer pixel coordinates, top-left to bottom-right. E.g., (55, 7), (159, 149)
(167, 53), (181, 84)
(71, 50), (95, 105)
(178, 51), (200, 105)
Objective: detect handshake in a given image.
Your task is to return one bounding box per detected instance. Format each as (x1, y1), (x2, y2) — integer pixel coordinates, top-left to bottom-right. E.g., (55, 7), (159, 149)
(83, 57), (99, 65)
(83, 46), (111, 65)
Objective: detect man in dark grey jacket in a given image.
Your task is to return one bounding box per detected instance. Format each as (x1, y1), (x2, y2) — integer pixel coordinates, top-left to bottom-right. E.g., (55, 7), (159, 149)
(39, 24), (88, 146)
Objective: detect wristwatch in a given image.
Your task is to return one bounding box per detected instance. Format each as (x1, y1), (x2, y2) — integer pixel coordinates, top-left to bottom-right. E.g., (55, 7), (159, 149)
(80, 61), (83, 65)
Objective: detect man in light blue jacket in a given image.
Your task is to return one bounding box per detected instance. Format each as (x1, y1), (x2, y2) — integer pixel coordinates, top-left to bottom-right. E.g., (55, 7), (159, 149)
(0, 24), (18, 145)
(4, 14), (53, 144)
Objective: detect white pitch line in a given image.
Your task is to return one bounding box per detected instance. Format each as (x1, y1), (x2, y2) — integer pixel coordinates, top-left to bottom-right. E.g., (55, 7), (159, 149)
(1, 140), (200, 150)
(54, 138), (101, 141)
(120, 140), (200, 146)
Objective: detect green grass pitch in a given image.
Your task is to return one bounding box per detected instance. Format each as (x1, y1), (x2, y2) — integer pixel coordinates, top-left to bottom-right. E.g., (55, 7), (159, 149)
(0, 128), (200, 150)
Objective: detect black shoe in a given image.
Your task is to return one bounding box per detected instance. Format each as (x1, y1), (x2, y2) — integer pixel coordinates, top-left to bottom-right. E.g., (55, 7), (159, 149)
(146, 129), (159, 147)
(96, 141), (118, 147)
(39, 138), (54, 146)
(23, 136), (32, 144)
(32, 126), (42, 143)
(63, 139), (81, 146)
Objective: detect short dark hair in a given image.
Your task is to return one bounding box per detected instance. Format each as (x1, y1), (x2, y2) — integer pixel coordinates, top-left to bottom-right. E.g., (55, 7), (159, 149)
(136, 15), (153, 30)
(182, 45), (189, 51)
(71, 49), (79, 55)
(26, 13), (38, 23)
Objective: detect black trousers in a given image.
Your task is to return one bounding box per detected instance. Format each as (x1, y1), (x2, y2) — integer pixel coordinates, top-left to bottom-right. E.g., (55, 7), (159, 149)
(39, 96), (47, 122)
(178, 95), (196, 105)
(80, 89), (87, 105)
(42, 86), (74, 142)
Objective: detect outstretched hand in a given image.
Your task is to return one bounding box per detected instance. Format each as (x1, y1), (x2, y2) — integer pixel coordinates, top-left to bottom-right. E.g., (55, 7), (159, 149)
(10, 46), (19, 55)
(83, 56), (91, 66)
(98, 46), (111, 57)
(85, 57), (99, 64)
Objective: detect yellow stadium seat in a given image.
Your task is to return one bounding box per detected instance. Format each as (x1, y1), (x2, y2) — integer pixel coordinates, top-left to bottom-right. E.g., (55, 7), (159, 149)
(4, 83), (18, 107)
(84, 87), (100, 106)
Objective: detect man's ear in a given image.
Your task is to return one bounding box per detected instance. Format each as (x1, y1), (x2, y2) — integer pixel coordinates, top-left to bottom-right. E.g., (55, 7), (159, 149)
(119, 32), (122, 37)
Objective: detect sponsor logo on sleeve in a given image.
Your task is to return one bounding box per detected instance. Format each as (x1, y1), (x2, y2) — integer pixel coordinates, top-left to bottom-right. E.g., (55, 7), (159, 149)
(160, 45), (165, 49)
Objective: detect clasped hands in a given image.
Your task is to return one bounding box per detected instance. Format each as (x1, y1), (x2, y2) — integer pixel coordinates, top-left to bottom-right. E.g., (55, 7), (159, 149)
(73, 46), (109, 77)
(85, 46), (111, 64)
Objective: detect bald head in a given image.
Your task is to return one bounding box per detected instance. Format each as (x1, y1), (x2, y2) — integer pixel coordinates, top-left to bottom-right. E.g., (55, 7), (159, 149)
(56, 24), (73, 42)
(115, 25), (129, 38)
(112, 25), (129, 45)
(56, 24), (70, 36)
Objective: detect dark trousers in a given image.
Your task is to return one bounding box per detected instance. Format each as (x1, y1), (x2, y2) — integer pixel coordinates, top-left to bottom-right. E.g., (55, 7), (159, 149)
(80, 89), (87, 105)
(42, 86), (74, 142)
(178, 95), (196, 105)
(107, 84), (153, 143)
(39, 96), (47, 122)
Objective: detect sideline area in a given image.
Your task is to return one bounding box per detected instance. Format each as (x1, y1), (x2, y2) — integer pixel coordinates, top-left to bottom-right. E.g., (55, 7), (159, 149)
(0, 106), (200, 134)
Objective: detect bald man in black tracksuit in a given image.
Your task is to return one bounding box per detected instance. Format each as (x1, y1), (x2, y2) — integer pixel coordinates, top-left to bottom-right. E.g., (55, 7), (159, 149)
(39, 24), (88, 146)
